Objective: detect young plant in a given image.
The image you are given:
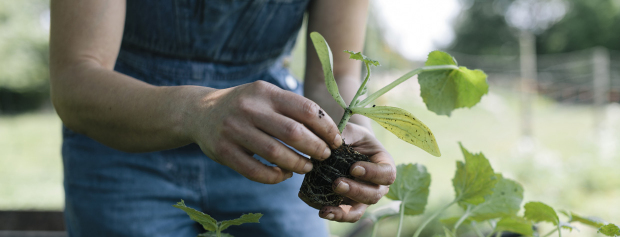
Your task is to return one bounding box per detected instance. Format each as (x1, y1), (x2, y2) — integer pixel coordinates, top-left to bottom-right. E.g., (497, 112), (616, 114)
(173, 200), (262, 237)
(298, 32), (489, 207)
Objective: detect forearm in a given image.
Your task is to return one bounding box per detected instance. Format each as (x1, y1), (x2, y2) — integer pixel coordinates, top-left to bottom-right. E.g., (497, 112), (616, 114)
(51, 61), (211, 152)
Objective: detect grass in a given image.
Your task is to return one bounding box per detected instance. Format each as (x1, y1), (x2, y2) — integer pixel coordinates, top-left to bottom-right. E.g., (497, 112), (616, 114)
(1, 81), (619, 236)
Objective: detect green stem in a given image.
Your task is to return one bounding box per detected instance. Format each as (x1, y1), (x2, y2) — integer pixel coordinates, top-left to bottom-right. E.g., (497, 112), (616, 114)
(494, 231), (502, 237)
(471, 223), (485, 237)
(371, 217), (382, 237)
(557, 225), (562, 237)
(542, 228), (558, 237)
(412, 198), (459, 237)
(357, 65), (459, 108)
(453, 205), (472, 236)
(337, 108), (352, 133)
(397, 199), (406, 237)
(350, 63), (372, 107)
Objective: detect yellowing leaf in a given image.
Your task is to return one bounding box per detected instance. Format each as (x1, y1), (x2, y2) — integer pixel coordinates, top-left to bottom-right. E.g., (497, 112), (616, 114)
(310, 32), (347, 109)
(351, 106), (440, 157)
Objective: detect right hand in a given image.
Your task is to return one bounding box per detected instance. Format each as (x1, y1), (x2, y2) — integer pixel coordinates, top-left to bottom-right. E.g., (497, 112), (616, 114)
(186, 80), (343, 184)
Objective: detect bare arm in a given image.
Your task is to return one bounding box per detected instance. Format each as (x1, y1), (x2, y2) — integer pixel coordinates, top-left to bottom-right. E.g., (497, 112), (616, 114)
(304, 0), (372, 130)
(50, 0), (343, 184)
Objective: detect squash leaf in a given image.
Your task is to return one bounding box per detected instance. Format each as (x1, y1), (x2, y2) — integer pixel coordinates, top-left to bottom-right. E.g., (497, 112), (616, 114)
(173, 200), (218, 232)
(418, 51), (488, 116)
(351, 106), (440, 157)
(453, 143), (497, 206)
(219, 213), (262, 232)
(344, 50), (380, 66)
(523, 201), (559, 225)
(467, 174), (524, 221)
(310, 32), (347, 109)
(385, 163), (431, 215)
(494, 216), (534, 236)
(599, 223), (620, 236)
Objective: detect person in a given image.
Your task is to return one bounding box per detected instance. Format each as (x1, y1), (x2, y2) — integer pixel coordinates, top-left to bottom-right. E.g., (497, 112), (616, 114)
(49, 0), (396, 236)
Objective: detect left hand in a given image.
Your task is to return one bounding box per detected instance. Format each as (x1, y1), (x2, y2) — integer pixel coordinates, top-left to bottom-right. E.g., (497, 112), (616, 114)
(300, 123), (396, 223)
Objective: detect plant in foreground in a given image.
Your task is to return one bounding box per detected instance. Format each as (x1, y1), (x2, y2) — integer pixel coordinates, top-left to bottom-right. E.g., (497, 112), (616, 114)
(367, 144), (620, 237)
(298, 32), (489, 207)
(173, 200), (262, 237)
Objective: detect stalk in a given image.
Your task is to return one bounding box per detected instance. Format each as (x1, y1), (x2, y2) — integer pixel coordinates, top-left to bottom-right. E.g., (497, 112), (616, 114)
(337, 108), (353, 133)
(471, 223), (485, 237)
(412, 198), (459, 237)
(494, 231), (502, 237)
(371, 217), (381, 237)
(542, 228), (558, 237)
(350, 63), (372, 107)
(453, 205), (472, 236)
(357, 65), (459, 108)
(396, 200), (406, 237)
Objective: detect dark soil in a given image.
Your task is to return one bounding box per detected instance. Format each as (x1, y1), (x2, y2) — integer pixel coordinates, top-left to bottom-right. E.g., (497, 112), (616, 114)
(299, 142), (370, 207)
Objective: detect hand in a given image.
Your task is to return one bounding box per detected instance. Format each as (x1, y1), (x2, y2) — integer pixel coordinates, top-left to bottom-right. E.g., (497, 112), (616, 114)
(315, 123), (396, 222)
(186, 80), (343, 184)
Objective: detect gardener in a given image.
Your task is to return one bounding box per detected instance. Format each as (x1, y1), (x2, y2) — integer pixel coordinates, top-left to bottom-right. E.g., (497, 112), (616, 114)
(49, 0), (396, 236)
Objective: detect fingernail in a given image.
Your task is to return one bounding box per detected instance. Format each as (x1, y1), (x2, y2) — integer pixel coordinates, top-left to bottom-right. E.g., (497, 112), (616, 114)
(326, 213), (335, 220)
(335, 181), (350, 193)
(351, 166), (366, 177)
(303, 162), (313, 173)
(333, 134), (342, 147)
(322, 147), (331, 159)
(286, 172), (293, 179)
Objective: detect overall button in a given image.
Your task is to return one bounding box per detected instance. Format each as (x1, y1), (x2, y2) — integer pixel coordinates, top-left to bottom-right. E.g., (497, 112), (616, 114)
(285, 75), (298, 90)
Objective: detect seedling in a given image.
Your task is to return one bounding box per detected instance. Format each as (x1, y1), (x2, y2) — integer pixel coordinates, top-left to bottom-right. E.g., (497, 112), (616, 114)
(299, 32), (489, 207)
(173, 200), (262, 237)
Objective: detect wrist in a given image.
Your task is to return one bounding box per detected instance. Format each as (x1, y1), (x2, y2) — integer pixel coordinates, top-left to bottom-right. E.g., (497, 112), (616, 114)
(170, 85), (218, 145)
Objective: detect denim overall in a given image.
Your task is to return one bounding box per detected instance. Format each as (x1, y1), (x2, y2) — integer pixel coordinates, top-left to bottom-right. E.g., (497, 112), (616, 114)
(62, 1), (329, 236)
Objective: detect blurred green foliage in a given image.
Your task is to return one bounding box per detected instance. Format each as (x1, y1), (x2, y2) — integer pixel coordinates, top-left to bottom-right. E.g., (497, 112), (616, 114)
(450, 0), (620, 55)
(0, 0), (50, 113)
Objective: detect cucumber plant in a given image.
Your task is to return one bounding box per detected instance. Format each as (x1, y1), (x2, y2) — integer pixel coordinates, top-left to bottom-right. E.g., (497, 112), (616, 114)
(299, 32), (488, 208)
(173, 200), (262, 237)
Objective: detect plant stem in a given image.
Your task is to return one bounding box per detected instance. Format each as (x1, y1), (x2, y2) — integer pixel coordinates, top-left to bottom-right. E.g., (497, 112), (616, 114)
(397, 200), (406, 237)
(337, 108), (352, 133)
(453, 205), (472, 236)
(470, 223), (485, 237)
(542, 228), (558, 237)
(412, 198), (459, 237)
(557, 225), (562, 237)
(371, 217), (382, 237)
(350, 63), (372, 107)
(357, 65), (459, 108)
(494, 231), (502, 237)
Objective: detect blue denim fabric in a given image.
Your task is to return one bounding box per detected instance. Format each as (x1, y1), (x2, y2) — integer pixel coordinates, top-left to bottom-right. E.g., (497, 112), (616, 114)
(62, 1), (329, 237)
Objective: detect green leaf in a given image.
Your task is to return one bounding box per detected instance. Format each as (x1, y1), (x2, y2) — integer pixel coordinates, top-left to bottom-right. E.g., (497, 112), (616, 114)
(468, 174), (524, 221)
(443, 226), (455, 237)
(440, 217), (472, 226)
(385, 163), (431, 215)
(560, 210), (606, 228)
(173, 200), (218, 232)
(418, 51), (489, 116)
(523, 201), (559, 225)
(219, 213), (263, 232)
(310, 32), (347, 109)
(453, 143), (497, 206)
(197, 232), (234, 237)
(494, 216), (534, 236)
(344, 50), (380, 66)
(351, 106), (440, 157)
(599, 223), (620, 236)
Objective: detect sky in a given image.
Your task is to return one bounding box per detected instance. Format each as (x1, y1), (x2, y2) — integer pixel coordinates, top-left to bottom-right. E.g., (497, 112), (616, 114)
(373, 0), (462, 61)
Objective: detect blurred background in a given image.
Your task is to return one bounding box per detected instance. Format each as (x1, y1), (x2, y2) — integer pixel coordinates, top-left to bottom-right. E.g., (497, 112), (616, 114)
(1, 0), (619, 236)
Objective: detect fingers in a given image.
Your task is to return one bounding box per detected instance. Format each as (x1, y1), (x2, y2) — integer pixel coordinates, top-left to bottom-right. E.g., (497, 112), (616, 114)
(319, 201), (368, 223)
(273, 90), (342, 149)
(350, 161), (396, 185)
(233, 126), (314, 174)
(333, 177), (389, 205)
(253, 113), (331, 161)
(214, 144), (293, 184)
